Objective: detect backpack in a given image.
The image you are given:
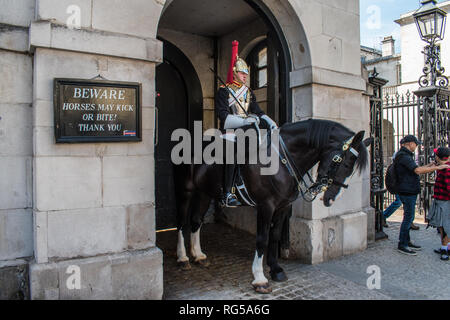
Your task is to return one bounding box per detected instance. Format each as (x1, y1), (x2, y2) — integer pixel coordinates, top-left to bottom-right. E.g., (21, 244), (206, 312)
(385, 159), (399, 195)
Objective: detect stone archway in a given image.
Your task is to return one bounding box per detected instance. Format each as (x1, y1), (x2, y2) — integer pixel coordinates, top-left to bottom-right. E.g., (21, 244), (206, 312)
(155, 0), (314, 262)
(154, 0), (368, 266)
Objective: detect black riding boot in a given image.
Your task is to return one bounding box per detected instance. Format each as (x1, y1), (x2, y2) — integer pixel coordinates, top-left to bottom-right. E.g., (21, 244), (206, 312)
(223, 164), (241, 207)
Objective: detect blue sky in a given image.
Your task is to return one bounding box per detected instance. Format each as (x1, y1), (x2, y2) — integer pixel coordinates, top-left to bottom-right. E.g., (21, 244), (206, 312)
(360, 0), (445, 52)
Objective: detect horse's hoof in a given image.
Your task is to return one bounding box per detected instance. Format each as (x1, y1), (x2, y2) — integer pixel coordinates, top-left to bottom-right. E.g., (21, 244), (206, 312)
(270, 270), (288, 282)
(280, 249), (290, 260)
(252, 283), (272, 294)
(178, 261), (191, 271)
(195, 258), (210, 268)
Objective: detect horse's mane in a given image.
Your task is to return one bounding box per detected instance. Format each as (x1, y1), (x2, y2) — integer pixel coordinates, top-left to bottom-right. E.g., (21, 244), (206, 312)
(284, 119), (369, 174)
(306, 119), (340, 149)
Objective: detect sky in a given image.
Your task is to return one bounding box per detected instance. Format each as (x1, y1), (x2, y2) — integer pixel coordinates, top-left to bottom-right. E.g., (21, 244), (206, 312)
(360, 0), (446, 53)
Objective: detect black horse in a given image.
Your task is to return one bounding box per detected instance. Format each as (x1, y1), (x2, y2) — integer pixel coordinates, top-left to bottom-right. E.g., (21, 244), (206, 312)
(173, 119), (371, 293)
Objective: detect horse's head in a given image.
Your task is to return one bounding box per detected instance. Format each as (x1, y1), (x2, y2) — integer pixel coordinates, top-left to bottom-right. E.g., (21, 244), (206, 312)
(317, 130), (372, 207)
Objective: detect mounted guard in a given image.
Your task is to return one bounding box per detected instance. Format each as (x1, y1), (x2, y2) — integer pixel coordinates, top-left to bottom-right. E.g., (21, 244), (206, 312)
(215, 40), (278, 207)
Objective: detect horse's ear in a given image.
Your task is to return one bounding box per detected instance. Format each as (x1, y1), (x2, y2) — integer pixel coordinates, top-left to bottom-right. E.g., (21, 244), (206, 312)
(350, 130), (365, 146)
(363, 137), (373, 147)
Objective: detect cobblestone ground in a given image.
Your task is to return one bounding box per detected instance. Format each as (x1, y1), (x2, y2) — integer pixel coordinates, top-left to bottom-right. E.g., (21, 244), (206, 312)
(157, 216), (449, 300)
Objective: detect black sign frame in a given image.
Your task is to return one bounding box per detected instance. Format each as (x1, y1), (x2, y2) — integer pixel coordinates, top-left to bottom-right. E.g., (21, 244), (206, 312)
(54, 78), (142, 143)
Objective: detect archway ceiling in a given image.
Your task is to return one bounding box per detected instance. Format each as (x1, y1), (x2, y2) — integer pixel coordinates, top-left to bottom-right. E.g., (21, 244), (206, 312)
(159, 0), (259, 37)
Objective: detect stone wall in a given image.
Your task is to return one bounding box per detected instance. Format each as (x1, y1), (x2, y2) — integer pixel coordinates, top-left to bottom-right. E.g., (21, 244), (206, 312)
(0, 0), (165, 299)
(287, 0), (369, 263)
(0, 0), (35, 299)
(28, 0), (164, 298)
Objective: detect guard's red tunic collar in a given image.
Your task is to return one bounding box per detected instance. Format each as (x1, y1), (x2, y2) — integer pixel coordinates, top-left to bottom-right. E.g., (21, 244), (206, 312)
(228, 80), (244, 88)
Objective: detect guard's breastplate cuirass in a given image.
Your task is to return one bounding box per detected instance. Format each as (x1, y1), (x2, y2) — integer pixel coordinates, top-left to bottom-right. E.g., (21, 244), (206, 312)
(227, 83), (250, 118)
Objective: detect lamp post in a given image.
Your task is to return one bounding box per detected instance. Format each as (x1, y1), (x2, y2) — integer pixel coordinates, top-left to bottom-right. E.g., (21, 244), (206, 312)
(414, 0), (448, 88)
(413, 0), (450, 218)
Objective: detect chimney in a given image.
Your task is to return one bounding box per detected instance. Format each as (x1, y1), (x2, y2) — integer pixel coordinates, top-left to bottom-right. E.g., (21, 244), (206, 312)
(381, 36), (395, 57)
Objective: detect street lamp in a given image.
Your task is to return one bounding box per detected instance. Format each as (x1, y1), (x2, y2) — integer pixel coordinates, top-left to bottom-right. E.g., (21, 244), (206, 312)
(413, 0), (448, 87)
(414, 0), (447, 42)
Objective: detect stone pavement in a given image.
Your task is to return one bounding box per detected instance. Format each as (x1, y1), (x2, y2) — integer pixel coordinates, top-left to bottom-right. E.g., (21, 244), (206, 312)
(156, 217), (449, 300)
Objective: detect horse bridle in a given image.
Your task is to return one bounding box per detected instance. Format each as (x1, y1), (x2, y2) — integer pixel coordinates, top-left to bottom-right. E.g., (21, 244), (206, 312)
(278, 134), (359, 202)
(314, 135), (360, 193)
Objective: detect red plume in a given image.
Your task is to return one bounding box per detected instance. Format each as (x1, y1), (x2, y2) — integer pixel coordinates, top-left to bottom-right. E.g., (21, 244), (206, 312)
(227, 40), (239, 84)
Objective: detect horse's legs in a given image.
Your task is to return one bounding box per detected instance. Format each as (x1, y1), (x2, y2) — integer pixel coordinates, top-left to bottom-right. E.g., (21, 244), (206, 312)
(279, 205), (292, 259)
(177, 229), (189, 262)
(252, 205), (274, 293)
(267, 207), (289, 282)
(176, 189), (193, 269)
(189, 192), (211, 265)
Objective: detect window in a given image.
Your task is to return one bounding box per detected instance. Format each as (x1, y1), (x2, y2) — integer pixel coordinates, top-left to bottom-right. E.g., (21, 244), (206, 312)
(247, 40), (268, 89)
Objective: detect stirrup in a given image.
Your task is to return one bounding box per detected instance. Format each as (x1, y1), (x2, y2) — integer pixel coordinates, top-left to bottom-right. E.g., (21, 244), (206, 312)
(223, 192), (241, 208)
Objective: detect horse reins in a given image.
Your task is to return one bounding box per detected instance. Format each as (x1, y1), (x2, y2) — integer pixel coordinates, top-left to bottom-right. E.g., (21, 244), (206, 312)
(277, 136), (322, 202)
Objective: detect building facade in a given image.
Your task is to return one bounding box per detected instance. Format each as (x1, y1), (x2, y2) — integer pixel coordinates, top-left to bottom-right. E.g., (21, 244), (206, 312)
(0, 0), (371, 299)
(361, 36), (401, 92)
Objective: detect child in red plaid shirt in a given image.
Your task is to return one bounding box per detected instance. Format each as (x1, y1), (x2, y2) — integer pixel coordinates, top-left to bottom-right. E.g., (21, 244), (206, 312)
(427, 147), (450, 261)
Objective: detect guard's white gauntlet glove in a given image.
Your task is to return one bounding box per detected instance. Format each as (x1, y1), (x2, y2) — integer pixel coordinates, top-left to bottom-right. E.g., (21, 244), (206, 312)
(261, 114), (278, 130)
(224, 115), (261, 129)
(247, 114), (261, 125)
(224, 115), (246, 129)
(244, 117), (258, 126)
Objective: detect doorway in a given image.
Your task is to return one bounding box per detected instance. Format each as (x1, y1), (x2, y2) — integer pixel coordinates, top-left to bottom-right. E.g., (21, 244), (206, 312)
(155, 40), (203, 230)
